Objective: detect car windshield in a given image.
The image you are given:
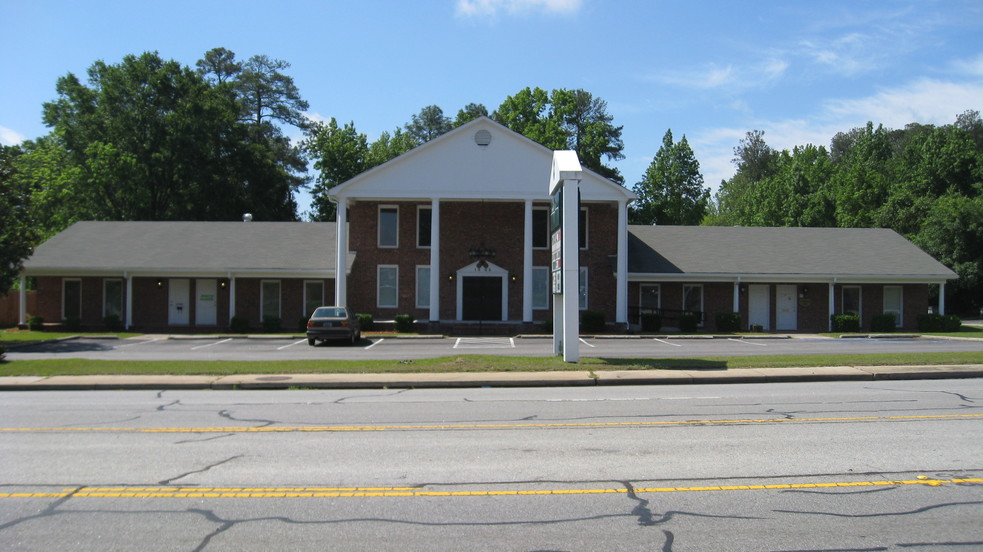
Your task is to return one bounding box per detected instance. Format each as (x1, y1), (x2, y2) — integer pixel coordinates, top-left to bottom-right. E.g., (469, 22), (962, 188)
(313, 307), (347, 318)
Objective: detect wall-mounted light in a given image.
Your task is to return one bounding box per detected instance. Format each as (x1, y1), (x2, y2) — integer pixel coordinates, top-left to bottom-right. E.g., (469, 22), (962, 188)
(510, 274), (517, 282)
(219, 279), (228, 289)
(800, 286), (810, 298)
(447, 273), (455, 281)
(156, 279), (164, 288)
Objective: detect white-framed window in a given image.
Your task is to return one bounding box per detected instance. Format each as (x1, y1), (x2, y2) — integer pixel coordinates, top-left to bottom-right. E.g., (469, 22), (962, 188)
(683, 284), (703, 325)
(416, 266), (430, 309)
(378, 265), (398, 308)
(103, 279), (123, 318)
(883, 285), (903, 327)
(532, 266), (550, 309)
(261, 280), (281, 320)
(532, 207), (549, 249)
(579, 207), (588, 249)
(62, 278), (81, 320)
(303, 280), (324, 318)
(378, 205), (398, 248)
(417, 206), (431, 248)
(640, 284), (661, 311)
(578, 267), (588, 310)
(842, 286), (861, 317)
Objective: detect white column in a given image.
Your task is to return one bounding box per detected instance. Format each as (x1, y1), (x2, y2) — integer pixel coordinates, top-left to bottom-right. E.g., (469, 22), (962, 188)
(429, 199), (440, 322)
(938, 282), (945, 315)
(124, 272), (133, 330)
(561, 179), (580, 362)
(523, 199), (533, 323)
(18, 275), (27, 326)
(616, 199), (628, 325)
(733, 279), (740, 313)
(335, 197), (348, 307)
(828, 280), (836, 331)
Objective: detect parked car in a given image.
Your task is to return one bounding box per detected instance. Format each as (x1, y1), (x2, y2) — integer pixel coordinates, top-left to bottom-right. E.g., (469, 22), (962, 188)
(306, 306), (361, 345)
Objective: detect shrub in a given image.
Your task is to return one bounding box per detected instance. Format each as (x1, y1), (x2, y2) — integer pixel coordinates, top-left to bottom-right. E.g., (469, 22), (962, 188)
(262, 316), (282, 333)
(356, 313), (374, 331)
(103, 314), (123, 332)
(394, 314), (415, 333)
(832, 314), (861, 333)
(678, 313), (699, 333)
(943, 314), (962, 332)
(640, 312), (661, 332)
(916, 313), (944, 332)
(870, 313), (898, 333)
(230, 315), (249, 333)
(715, 312), (741, 333)
(580, 310), (605, 333)
(64, 316), (81, 332)
(27, 315), (44, 331)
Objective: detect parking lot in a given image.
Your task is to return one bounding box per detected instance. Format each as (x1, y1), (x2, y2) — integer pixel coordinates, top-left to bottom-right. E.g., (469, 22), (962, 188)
(7, 334), (983, 362)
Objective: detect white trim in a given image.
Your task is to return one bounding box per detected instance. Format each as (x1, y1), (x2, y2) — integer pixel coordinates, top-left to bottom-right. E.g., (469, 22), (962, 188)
(615, 199), (628, 324)
(334, 197), (348, 307)
(523, 201), (534, 322)
(455, 261), (509, 321)
(260, 279), (282, 320)
(627, 273), (953, 284)
(18, 275), (26, 326)
(62, 278), (81, 320)
(378, 205), (399, 248)
(377, 265), (398, 308)
(415, 265), (431, 309)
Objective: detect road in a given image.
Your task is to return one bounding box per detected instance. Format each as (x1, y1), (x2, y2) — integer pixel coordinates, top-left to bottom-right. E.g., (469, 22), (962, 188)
(8, 334), (983, 361)
(1, 380), (981, 551)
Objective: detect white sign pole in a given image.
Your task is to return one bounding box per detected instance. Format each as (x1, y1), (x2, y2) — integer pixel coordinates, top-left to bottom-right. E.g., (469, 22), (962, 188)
(549, 151), (582, 362)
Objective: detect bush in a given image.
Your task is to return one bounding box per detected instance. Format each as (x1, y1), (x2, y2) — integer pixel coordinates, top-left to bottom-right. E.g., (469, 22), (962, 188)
(230, 315), (249, 333)
(27, 315), (44, 331)
(640, 312), (662, 332)
(715, 312), (741, 333)
(64, 316), (81, 332)
(262, 316), (282, 333)
(356, 313), (374, 331)
(917, 313), (944, 332)
(832, 314), (861, 333)
(580, 310), (605, 333)
(678, 313), (699, 333)
(103, 314), (123, 332)
(394, 314), (415, 333)
(943, 314), (962, 332)
(871, 313), (898, 333)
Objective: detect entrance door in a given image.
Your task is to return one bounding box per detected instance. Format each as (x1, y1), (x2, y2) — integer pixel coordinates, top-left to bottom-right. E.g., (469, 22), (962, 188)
(462, 276), (503, 321)
(168, 279), (190, 326)
(748, 285), (770, 331)
(776, 284), (798, 331)
(196, 279), (217, 326)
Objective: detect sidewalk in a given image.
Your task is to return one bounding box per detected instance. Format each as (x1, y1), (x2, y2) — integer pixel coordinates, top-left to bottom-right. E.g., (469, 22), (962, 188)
(2, 364), (982, 390)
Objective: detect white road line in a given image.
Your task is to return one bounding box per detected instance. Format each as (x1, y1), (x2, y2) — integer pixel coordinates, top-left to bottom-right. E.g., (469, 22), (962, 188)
(113, 337), (165, 349)
(277, 339), (307, 350)
(190, 338), (232, 350)
(578, 338), (596, 348)
(364, 338), (383, 350)
(728, 338), (767, 346)
(652, 338), (682, 347)
(454, 337), (514, 349)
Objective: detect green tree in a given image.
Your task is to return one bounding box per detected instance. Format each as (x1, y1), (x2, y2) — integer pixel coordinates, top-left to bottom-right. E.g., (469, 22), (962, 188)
(406, 105), (452, 143)
(914, 194), (983, 311)
(0, 145), (38, 295)
(711, 130), (779, 226)
(12, 136), (83, 240)
(302, 118), (371, 221)
(367, 127), (418, 167)
(630, 130), (709, 225)
(453, 103), (488, 127)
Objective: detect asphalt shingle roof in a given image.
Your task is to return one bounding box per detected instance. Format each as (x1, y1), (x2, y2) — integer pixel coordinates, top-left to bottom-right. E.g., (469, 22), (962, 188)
(627, 225), (956, 278)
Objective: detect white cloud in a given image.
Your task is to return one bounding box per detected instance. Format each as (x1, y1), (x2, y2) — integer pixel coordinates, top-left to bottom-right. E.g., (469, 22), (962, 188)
(0, 126), (26, 146)
(654, 64), (736, 90)
(951, 52), (983, 77)
(455, 0), (582, 18)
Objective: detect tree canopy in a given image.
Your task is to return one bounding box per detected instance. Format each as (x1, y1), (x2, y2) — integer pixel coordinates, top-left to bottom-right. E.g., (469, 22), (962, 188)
(630, 129), (709, 225)
(0, 145), (38, 295)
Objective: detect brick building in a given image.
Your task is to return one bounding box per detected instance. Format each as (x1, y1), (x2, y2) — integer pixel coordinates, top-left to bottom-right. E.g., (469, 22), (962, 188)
(17, 117), (957, 333)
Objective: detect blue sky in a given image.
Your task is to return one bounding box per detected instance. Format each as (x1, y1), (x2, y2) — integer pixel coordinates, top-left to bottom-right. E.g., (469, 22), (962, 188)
(2, 0), (981, 215)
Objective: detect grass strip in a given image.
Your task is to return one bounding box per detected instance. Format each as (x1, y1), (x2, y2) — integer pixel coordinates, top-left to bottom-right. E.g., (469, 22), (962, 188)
(2, 352), (982, 377)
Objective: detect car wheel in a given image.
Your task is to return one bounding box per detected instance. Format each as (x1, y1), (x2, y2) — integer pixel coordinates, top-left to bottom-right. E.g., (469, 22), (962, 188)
(308, 338), (316, 346)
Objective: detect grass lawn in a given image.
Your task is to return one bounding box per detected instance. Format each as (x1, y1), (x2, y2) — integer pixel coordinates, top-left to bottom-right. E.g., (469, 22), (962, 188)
(2, 351), (982, 377)
(1, 329), (141, 343)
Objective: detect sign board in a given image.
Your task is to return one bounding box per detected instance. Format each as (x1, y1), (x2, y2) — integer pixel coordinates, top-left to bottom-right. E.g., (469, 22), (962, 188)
(549, 151), (582, 363)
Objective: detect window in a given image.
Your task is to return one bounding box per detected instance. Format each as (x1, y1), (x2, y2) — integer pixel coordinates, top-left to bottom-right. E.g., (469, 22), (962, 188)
(640, 284), (661, 311)
(532, 208), (548, 248)
(883, 286), (903, 327)
(683, 284), (703, 325)
(417, 207), (431, 248)
(416, 266), (430, 309)
(103, 279), (122, 318)
(63, 278), (81, 320)
(532, 267), (549, 309)
(304, 281), (324, 318)
(578, 267), (588, 310)
(842, 286), (861, 317)
(579, 208), (588, 249)
(378, 266), (398, 308)
(261, 280), (281, 320)
(379, 206), (398, 248)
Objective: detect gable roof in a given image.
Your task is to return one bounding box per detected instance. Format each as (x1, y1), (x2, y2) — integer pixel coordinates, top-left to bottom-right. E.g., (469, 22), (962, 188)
(329, 116), (636, 203)
(23, 221), (343, 277)
(628, 226), (956, 282)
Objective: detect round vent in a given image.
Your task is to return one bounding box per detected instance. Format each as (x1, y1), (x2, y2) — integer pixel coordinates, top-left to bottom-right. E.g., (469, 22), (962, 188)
(474, 129), (492, 146)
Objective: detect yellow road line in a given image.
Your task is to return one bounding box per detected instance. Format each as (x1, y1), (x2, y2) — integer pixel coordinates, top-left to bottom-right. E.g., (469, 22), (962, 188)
(1, 413), (981, 433)
(1, 478), (980, 499)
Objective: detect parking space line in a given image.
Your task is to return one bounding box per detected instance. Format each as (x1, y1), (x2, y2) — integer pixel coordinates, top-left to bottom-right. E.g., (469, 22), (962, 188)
(190, 338), (232, 350)
(728, 338), (767, 346)
(114, 337), (166, 349)
(364, 338), (383, 350)
(652, 338), (682, 347)
(579, 338), (595, 348)
(277, 339), (307, 350)
(454, 338), (514, 349)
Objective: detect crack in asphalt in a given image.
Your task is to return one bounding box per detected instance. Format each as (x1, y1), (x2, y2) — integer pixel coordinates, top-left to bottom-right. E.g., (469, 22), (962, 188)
(0, 486), (81, 531)
(775, 500), (983, 518)
(158, 455), (244, 485)
(217, 409), (275, 427)
(175, 433), (234, 445)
